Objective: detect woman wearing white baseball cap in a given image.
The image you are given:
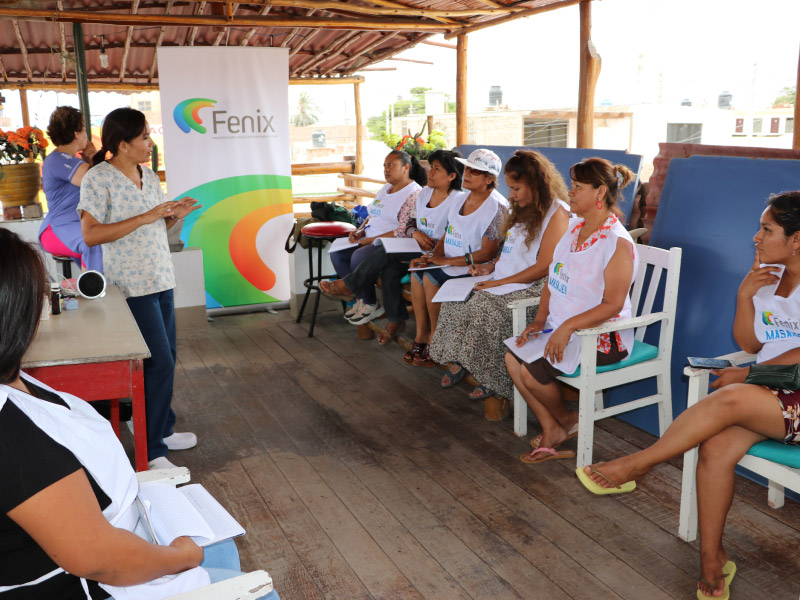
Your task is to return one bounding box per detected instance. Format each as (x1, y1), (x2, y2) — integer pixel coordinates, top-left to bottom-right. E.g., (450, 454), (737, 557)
(405, 148), (508, 367)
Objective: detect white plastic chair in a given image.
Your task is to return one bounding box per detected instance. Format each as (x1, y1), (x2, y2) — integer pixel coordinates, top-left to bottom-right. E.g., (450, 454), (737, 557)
(136, 468), (275, 599)
(678, 350), (800, 542)
(509, 245), (682, 468)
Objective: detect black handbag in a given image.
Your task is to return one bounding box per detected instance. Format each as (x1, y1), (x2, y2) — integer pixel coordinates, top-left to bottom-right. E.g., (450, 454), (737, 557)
(744, 363), (800, 390)
(310, 201), (354, 225)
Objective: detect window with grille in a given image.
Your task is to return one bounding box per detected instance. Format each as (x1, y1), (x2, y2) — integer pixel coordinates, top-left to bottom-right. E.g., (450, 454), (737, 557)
(523, 119), (568, 147)
(752, 118), (762, 134)
(666, 123), (702, 144)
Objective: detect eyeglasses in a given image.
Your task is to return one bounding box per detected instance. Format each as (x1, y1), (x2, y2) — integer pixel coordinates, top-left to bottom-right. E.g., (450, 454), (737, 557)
(465, 166), (488, 176)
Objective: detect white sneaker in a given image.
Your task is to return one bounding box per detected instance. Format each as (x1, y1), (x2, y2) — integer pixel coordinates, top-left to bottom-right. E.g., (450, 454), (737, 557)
(164, 431), (197, 450)
(350, 303), (385, 325)
(344, 299), (363, 320)
(148, 456), (179, 470)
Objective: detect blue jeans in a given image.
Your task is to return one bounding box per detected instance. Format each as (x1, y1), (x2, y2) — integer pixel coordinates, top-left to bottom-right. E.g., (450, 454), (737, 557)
(329, 244), (381, 304)
(203, 539), (280, 600)
(126, 289), (177, 460)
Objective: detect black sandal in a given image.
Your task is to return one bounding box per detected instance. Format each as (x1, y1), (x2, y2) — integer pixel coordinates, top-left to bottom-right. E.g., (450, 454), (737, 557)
(404, 341), (426, 364)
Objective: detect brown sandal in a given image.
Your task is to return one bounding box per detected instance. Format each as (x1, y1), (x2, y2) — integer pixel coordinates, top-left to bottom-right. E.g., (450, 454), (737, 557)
(319, 279), (354, 300)
(413, 343), (436, 367)
(377, 321), (405, 345)
(404, 341), (426, 364)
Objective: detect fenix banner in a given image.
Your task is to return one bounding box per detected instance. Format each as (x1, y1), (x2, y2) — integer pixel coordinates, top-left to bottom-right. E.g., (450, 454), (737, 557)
(159, 47), (292, 307)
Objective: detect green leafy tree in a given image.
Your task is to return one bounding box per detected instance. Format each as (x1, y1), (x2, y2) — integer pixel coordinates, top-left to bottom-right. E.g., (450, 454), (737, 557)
(367, 86), (455, 141)
(291, 92), (320, 127)
(774, 86), (796, 105)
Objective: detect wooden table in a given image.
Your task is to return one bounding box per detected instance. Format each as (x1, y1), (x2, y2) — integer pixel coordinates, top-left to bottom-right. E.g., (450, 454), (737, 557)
(22, 286), (151, 471)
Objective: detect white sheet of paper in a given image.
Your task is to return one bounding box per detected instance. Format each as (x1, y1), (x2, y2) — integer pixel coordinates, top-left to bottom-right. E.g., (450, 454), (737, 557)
(432, 275), (493, 302)
(503, 331), (552, 364)
(373, 237), (423, 254)
(179, 484), (246, 546)
(408, 264), (443, 271)
(327, 237), (359, 253)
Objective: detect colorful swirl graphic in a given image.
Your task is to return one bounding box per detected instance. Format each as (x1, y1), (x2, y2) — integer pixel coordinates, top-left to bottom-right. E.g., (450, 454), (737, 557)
(554, 262), (564, 274)
(762, 311), (775, 326)
(173, 98), (217, 134)
(176, 174), (292, 307)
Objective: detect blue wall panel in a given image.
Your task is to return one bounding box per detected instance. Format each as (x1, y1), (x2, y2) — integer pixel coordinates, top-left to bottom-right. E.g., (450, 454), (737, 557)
(454, 145), (643, 223)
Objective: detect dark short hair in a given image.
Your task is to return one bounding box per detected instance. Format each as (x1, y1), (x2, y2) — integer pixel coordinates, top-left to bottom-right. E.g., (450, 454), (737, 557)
(767, 191), (800, 237)
(47, 106), (85, 146)
(92, 107), (147, 167)
(0, 229), (46, 384)
(427, 149), (463, 192)
(386, 149), (428, 187)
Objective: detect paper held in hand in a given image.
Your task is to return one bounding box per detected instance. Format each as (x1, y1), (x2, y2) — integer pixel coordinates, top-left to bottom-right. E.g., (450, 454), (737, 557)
(432, 275), (493, 302)
(328, 237), (359, 253)
(372, 237), (424, 254)
(503, 331), (552, 364)
(135, 482), (245, 547)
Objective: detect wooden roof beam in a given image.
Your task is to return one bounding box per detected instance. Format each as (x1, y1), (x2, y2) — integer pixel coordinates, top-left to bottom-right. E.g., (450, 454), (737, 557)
(11, 21), (32, 80)
(279, 8), (314, 47)
(0, 8), (450, 31)
(443, 0), (581, 39)
(335, 31), (396, 70)
(148, 0), (173, 81)
(345, 33), (425, 74)
(119, 0), (140, 82)
(293, 29), (359, 76)
(185, 0), (207, 46)
(240, 1), (272, 45)
(212, 3), (237, 45)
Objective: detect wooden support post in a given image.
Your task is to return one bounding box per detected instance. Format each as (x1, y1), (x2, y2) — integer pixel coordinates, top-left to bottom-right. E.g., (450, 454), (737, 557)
(353, 81), (364, 181)
(456, 34), (467, 146)
(427, 114), (434, 135)
(794, 41), (800, 150)
(18, 88), (29, 127)
(576, 0), (600, 149)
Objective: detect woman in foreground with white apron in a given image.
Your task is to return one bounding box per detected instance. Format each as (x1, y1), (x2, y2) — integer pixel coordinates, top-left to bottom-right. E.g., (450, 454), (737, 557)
(0, 230), (276, 600)
(577, 191), (800, 600)
(320, 150), (464, 341)
(328, 149), (427, 325)
(505, 157), (638, 463)
(404, 148), (508, 367)
(429, 150), (569, 400)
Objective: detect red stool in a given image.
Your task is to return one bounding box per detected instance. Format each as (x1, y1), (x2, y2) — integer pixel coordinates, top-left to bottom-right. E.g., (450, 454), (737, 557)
(296, 221), (356, 337)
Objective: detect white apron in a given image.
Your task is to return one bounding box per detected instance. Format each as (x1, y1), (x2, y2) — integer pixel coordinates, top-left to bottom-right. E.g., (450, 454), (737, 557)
(442, 191), (506, 276)
(752, 265), (800, 363)
(0, 373), (209, 600)
(364, 181), (421, 238)
(415, 188), (464, 240)
(543, 216), (639, 374)
(485, 198), (569, 296)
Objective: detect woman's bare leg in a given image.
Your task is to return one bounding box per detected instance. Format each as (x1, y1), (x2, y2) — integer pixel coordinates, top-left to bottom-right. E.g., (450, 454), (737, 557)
(504, 353), (576, 448)
(410, 276), (429, 343)
(424, 278), (443, 338)
(695, 426), (764, 597)
(583, 383), (784, 487)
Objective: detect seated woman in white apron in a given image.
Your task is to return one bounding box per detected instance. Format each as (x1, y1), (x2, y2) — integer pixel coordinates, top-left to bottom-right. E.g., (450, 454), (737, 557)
(328, 150), (427, 326)
(429, 150), (570, 400)
(320, 150), (464, 342)
(405, 149), (508, 367)
(0, 229), (276, 600)
(506, 157), (638, 463)
(577, 191), (800, 600)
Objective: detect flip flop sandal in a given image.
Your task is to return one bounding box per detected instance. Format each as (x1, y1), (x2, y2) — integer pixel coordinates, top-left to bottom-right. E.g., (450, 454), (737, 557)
(575, 463), (637, 495)
(696, 574), (730, 600)
(530, 422), (579, 449)
(468, 384), (496, 400)
(722, 560), (736, 585)
(520, 446), (576, 464)
(319, 279), (354, 300)
(413, 345), (436, 367)
(377, 321), (405, 345)
(441, 363), (466, 388)
(404, 342), (425, 364)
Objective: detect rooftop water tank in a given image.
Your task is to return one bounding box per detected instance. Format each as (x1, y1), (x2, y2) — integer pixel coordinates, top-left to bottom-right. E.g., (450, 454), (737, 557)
(489, 86), (502, 107)
(718, 91), (733, 109)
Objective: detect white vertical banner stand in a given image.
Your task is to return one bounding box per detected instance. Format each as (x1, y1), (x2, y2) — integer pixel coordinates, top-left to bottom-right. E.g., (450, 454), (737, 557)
(159, 47), (293, 308)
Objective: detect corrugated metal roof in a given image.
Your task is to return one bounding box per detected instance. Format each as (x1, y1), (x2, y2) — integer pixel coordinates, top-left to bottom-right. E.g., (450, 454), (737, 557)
(0, 0), (577, 89)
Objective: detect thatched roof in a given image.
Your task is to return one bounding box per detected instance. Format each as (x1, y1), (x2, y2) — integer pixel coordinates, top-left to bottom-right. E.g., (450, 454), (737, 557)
(0, 0), (578, 90)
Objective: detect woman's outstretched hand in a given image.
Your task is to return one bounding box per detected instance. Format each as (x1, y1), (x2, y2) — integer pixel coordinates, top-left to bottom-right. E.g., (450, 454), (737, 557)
(739, 249), (780, 300)
(141, 202), (178, 224)
(709, 366), (748, 389)
(172, 197), (202, 219)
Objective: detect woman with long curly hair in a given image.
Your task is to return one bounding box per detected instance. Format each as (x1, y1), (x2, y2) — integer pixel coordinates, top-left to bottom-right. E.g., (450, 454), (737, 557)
(429, 149), (569, 400)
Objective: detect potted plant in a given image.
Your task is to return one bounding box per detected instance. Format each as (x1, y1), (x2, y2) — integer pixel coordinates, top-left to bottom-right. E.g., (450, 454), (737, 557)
(384, 123), (447, 167)
(0, 126), (49, 214)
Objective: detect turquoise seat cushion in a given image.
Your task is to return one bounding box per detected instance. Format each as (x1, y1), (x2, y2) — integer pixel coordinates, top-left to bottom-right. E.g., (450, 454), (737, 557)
(746, 439), (800, 469)
(400, 273), (411, 285)
(560, 340), (659, 379)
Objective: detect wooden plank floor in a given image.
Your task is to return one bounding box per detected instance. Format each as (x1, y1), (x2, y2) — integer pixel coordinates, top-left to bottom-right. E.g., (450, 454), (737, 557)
(164, 309), (800, 600)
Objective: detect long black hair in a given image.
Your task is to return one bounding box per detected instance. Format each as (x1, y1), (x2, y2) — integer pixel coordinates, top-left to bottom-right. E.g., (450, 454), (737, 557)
(387, 149), (428, 187)
(0, 230), (46, 384)
(92, 107), (147, 167)
(767, 191), (800, 237)
(428, 149), (463, 192)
